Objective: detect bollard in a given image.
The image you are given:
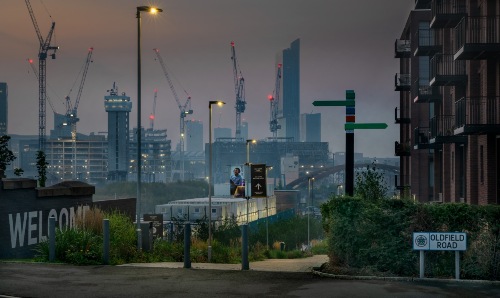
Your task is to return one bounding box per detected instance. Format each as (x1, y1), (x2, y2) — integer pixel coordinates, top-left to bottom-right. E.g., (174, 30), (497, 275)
(241, 224), (249, 270)
(169, 222), (174, 242)
(184, 223), (191, 268)
(49, 216), (56, 262)
(103, 219), (110, 265)
(280, 242), (285, 252)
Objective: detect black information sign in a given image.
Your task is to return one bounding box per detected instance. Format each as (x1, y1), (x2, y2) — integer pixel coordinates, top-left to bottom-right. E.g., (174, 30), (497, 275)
(250, 163), (267, 197)
(143, 214), (163, 239)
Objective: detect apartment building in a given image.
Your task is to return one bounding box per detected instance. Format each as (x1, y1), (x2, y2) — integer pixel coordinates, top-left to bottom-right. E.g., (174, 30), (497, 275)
(395, 0), (500, 204)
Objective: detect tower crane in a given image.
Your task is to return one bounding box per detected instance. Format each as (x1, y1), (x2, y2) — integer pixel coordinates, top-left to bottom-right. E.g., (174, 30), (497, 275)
(230, 41), (246, 139)
(63, 47), (93, 179)
(149, 89), (158, 130)
(269, 64), (282, 138)
(153, 48), (193, 181)
(64, 47), (94, 143)
(24, 0), (59, 152)
(27, 58), (56, 115)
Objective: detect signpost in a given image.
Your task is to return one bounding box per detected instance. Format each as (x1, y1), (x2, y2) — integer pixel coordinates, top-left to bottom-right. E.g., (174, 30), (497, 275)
(413, 232), (467, 279)
(313, 90), (387, 196)
(250, 164), (267, 198)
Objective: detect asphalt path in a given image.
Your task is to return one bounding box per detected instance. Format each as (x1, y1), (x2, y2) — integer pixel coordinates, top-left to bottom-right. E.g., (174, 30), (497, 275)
(1, 256), (499, 298)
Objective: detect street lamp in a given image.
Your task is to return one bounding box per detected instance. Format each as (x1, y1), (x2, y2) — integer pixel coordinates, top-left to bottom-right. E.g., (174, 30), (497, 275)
(136, 5), (162, 249)
(307, 176), (314, 250)
(208, 100), (225, 262)
(245, 139), (256, 223)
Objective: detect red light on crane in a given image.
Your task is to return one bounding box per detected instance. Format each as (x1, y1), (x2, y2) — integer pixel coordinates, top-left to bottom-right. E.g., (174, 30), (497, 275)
(231, 41), (235, 47)
(149, 114), (155, 120)
(278, 64), (282, 68)
(268, 95), (273, 101)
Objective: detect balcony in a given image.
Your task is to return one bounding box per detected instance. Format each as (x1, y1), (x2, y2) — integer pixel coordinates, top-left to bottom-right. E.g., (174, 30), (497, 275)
(455, 16), (500, 60)
(455, 96), (500, 135)
(414, 29), (441, 56)
(395, 73), (411, 91)
(395, 141), (411, 157)
(430, 54), (467, 86)
(415, 0), (432, 9)
(430, 0), (467, 29)
(412, 79), (441, 103)
(414, 127), (434, 149)
(429, 115), (467, 144)
(395, 107), (411, 124)
(395, 39), (411, 58)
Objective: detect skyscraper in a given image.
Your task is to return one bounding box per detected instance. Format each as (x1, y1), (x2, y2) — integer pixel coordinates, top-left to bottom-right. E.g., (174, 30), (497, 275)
(281, 39), (300, 142)
(214, 127), (232, 140)
(185, 120), (203, 152)
(104, 83), (131, 181)
(0, 83), (7, 136)
(300, 113), (321, 142)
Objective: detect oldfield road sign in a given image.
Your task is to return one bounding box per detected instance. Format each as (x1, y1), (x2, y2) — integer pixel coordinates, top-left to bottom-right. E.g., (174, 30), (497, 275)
(413, 232), (467, 251)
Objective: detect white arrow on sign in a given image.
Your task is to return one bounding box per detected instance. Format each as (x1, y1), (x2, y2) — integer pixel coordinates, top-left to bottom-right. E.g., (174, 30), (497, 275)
(255, 183), (262, 190)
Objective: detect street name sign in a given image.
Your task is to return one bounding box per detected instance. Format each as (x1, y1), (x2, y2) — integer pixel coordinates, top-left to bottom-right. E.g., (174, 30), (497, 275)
(344, 123), (388, 130)
(413, 232), (467, 251)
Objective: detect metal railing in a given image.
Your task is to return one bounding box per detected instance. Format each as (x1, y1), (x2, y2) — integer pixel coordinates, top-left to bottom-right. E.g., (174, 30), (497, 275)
(432, 0), (466, 17)
(430, 115), (455, 139)
(395, 73), (411, 89)
(414, 127), (430, 146)
(395, 39), (411, 56)
(456, 16), (500, 50)
(430, 54), (466, 77)
(455, 96), (500, 127)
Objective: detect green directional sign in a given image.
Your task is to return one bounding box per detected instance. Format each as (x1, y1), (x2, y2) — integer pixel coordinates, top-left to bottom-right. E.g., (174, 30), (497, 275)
(344, 123), (388, 130)
(313, 100), (355, 107)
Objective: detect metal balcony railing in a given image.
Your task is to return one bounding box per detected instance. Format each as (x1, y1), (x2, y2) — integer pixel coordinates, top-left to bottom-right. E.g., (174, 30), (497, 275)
(430, 115), (455, 139)
(430, 54), (466, 85)
(455, 16), (500, 59)
(455, 96), (500, 128)
(395, 39), (411, 58)
(395, 73), (411, 91)
(415, 0), (431, 9)
(414, 127), (430, 146)
(412, 79), (441, 103)
(431, 0), (467, 28)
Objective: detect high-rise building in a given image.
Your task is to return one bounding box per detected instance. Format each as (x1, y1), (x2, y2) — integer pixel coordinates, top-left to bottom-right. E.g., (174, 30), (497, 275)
(395, 1), (500, 205)
(185, 120), (203, 152)
(104, 83), (131, 182)
(300, 113), (321, 142)
(281, 39), (300, 142)
(0, 83), (7, 136)
(241, 121), (248, 141)
(214, 127), (232, 140)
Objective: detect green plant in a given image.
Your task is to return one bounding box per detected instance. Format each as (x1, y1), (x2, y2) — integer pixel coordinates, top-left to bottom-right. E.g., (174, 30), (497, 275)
(0, 135), (16, 177)
(354, 163), (388, 201)
(36, 150), (48, 187)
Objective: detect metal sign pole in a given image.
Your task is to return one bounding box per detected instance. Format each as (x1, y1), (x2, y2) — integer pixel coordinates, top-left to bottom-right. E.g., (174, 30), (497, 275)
(419, 250), (424, 279)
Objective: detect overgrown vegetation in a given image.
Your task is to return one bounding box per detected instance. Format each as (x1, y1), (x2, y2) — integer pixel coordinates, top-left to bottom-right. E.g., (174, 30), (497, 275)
(34, 208), (325, 265)
(36, 150), (48, 187)
(320, 164), (500, 280)
(0, 135), (22, 178)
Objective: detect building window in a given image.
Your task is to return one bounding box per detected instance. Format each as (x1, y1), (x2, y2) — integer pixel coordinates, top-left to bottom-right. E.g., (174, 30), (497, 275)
(211, 208), (216, 214)
(194, 207), (200, 213)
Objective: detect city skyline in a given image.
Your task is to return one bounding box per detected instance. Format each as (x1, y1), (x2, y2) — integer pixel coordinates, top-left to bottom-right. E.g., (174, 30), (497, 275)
(0, 0), (414, 158)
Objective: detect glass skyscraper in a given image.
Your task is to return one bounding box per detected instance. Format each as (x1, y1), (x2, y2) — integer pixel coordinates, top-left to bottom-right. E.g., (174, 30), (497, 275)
(282, 39), (300, 142)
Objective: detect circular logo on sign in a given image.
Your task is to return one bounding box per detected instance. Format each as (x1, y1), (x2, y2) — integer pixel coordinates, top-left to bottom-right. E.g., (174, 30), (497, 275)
(415, 235), (427, 247)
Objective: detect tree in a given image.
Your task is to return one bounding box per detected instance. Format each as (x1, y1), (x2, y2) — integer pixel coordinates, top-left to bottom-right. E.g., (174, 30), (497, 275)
(354, 163), (388, 201)
(36, 150), (49, 187)
(0, 135), (16, 178)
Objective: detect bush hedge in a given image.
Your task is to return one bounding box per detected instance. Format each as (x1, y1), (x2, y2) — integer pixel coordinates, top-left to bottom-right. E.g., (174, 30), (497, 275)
(321, 196), (500, 280)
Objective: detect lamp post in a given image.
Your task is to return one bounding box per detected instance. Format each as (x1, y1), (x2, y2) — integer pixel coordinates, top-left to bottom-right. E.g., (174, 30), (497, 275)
(265, 165), (273, 249)
(208, 100), (225, 262)
(245, 139), (256, 223)
(136, 5), (162, 249)
(307, 176), (314, 250)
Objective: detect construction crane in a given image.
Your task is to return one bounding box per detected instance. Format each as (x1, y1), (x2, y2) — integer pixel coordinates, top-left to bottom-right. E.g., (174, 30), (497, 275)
(27, 58), (56, 115)
(153, 48), (193, 181)
(63, 47), (93, 179)
(230, 41), (246, 139)
(149, 89), (158, 130)
(24, 0), (59, 152)
(269, 64), (282, 138)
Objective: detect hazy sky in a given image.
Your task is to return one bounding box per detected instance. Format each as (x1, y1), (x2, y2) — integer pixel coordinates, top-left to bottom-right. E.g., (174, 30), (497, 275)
(1, 0), (414, 158)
